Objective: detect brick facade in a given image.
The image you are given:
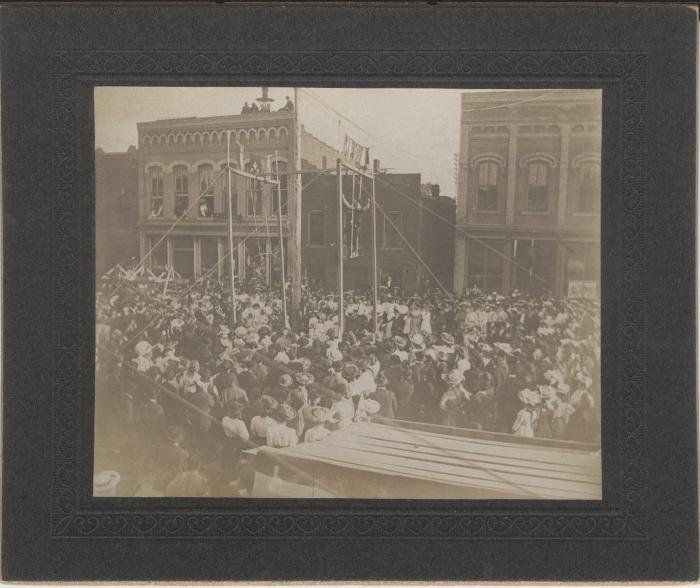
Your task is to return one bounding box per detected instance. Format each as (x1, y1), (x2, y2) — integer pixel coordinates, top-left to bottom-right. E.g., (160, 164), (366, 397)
(133, 101), (336, 283)
(454, 90), (601, 297)
(300, 173), (455, 293)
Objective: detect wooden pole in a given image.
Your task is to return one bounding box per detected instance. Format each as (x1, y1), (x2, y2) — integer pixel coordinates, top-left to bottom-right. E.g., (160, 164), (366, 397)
(371, 171), (379, 334)
(289, 87), (303, 329)
(275, 152), (289, 329)
(226, 131), (238, 326)
(337, 158), (344, 334)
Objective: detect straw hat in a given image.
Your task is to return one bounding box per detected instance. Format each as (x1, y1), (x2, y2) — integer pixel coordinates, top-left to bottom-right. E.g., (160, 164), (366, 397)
(308, 406), (329, 424)
(279, 403), (297, 421)
(294, 372), (315, 386)
(278, 374), (293, 388)
(93, 470), (121, 497)
(361, 399), (381, 415)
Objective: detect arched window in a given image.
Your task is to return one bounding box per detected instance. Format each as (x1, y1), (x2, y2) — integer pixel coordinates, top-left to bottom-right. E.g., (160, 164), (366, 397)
(271, 160), (288, 215)
(578, 161), (600, 213)
(220, 162), (238, 216)
(268, 128), (277, 143)
(173, 165), (189, 218)
(526, 161), (549, 212)
(198, 164), (214, 218)
(476, 161), (499, 210)
(279, 127), (288, 141)
(148, 167), (164, 217)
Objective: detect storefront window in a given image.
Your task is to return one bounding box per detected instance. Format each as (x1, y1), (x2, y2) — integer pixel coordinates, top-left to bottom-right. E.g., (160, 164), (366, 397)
(466, 240), (504, 293)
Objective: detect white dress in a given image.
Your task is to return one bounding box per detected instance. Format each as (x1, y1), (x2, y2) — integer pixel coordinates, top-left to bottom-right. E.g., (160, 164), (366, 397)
(512, 408), (536, 437)
(250, 415), (277, 439)
(266, 423), (299, 448)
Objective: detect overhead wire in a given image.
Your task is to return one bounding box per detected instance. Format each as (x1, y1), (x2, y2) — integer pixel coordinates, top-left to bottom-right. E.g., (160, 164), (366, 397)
(374, 175), (554, 291)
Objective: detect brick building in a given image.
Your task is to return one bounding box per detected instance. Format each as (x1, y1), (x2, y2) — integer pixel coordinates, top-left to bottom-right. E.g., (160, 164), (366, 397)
(95, 146), (140, 275)
(134, 89), (336, 283)
(300, 173), (455, 293)
(453, 89), (601, 297)
(96, 88), (456, 292)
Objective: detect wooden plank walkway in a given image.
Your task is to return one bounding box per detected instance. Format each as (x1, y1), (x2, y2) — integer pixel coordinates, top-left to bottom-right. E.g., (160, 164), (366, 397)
(255, 421), (602, 499)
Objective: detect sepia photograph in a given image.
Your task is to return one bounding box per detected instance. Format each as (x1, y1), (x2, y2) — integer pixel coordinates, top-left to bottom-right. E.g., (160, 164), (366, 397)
(93, 86), (602, 499)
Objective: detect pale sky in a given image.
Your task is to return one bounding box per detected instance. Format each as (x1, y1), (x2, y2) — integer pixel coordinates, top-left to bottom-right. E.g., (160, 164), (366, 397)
(94, 87), (501, 197)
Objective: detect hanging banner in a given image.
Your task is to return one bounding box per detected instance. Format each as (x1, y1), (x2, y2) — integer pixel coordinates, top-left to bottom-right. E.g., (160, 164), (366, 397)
(342, 134), (370, 169)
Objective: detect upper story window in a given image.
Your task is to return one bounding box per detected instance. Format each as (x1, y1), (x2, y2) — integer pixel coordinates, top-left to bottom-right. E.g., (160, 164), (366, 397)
(271, 161), (288, 215)
(173, 165), (189, 218)
(198, 164), (214, 218)
(220, 163), (238, 216)
(148, 167), (164, 217)
(476, 161), (499, 210)
(383, 211), (403, 249)
(526, 161), (550, 212)
(308, 211), (325, 245)
(577, 160), (600, 213)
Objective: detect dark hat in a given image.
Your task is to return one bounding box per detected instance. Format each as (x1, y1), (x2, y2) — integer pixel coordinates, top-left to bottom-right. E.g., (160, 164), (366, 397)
(261, 394), (279, 411)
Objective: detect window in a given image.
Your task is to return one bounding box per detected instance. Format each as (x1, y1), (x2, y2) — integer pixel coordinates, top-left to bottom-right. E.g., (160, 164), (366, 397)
(322, 156), (328, 170)
(149, 236), (167, 270)
(466, 241), (504, 293)
(271, 161), (288, 215)
(172, 236), (194, 278)
(220, 163), (238, 216)
(198, 164), (214, 218)
(308, 211), (324, 245)
(577, 161), (600, 213)
(476, 161), (498, 210)
(526, 161), (549, 212)
(383, 211), (403, 249)
(173, 165), (189, 218)
(200, 238), (219, 275)
(148, 167), (164, 217)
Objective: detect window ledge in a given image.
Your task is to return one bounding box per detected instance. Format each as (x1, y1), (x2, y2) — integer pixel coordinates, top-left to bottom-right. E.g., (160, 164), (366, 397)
(572, 212), (600, 217)
(473, 208), (501, 213)
(519, 210), (552, 216)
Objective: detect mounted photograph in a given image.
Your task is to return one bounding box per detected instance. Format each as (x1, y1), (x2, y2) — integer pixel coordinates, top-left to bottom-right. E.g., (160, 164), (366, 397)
(93, 86), (602, 499)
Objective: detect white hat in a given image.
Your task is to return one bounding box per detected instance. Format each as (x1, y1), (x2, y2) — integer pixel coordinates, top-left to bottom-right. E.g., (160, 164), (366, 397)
(93, 470), (121, 497)
(518, 388), (541, 406)
(361, 399), (381, 415)
(134, 341), (152, 357)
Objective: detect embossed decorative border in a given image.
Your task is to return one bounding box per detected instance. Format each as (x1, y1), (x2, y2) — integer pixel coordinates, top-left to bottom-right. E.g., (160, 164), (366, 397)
(50, 50), (647, 538)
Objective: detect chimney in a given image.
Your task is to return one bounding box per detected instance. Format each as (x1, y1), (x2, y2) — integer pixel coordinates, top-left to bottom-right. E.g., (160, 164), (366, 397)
(373, 158), (380, 174)
(431, 184), (440, 198)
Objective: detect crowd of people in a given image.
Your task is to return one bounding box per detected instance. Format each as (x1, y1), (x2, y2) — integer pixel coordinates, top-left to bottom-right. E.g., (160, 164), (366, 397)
(94, 270), (601, 497)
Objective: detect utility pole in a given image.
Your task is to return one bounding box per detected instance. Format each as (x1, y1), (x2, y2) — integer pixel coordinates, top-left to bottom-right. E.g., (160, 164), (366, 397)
(275, 152), (289, 329)
(370, 161), (379, 334)
(226, 131), (238, 326)
(336, 158), (344, 334)
(289, 87), (303, 329)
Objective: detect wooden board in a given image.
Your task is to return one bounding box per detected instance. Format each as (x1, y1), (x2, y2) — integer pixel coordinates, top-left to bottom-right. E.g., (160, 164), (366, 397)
(253, 421), (602, 500)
